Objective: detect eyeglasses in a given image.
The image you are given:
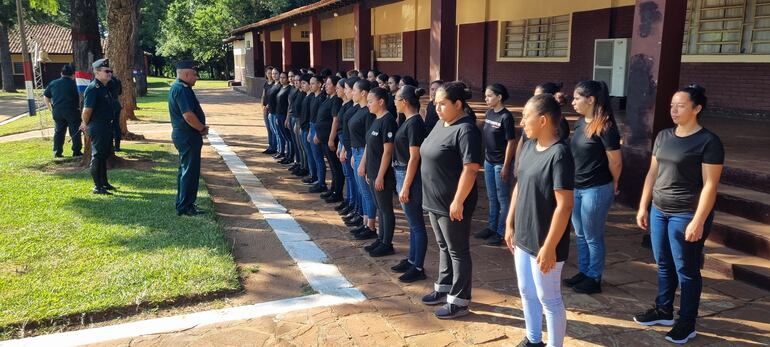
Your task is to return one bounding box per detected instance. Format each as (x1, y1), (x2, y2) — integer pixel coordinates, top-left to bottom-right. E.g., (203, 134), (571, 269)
(102, 69), (113, 74)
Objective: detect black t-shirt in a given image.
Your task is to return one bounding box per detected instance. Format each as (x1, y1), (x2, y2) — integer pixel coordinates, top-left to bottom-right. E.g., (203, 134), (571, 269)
(393, 114), (426, 167)
(287, 86), (298, 117)
(652, 127), (724, 213)
(337, 101), (351, 135)
(425, 101), (439, 133)
(266, 83), (281, 113)
(275, 85), (291, 116)
(261, 81), (273, 106)
(514, 139), (574, 262)
(420, 116), (483, 216)
(308, 92), (326, 124)
(289, 89), (305, 119)
(301, 93), (315, 130)
(483, 108), (517, 164)
(571, 117), (622, 188)
(341, 103), (360, 149)
(315, 95), (342, 140)
(348, 105), (374, 148)
(365, 112), (398, 180)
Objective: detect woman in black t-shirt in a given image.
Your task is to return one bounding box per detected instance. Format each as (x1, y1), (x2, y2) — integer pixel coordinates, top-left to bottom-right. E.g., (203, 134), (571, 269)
(423, 80), (443, 134)
(419, 82), (483, 320)
(505, 94), (574, 347)
(332, 78), (353, 211)
(338, 78), (362, 220)
(316, 76), (344, 202)
(633, 85), (723, 345)
(361, 87), (399, 257)
(562, 80), (623, 295)
(390, 85), (428, 283)
(261, 67), (277, 154)
(275, 72), (293, 164)
(514, 82), (571, 177)
(349, 80), (378, 239)
(476, 83), (516, 246)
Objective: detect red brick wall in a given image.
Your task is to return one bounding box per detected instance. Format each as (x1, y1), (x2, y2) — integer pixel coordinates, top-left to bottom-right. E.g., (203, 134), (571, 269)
(320, 40), (354, 73)
(292, 42), (310, 71)
(415, 29), (430, 85)
(610, 6), (634, 38)
(270, 42), (283, 69)
(680, 63), (770, 112)
(457, 22), (487, 92)
(374, 29), (430, 85)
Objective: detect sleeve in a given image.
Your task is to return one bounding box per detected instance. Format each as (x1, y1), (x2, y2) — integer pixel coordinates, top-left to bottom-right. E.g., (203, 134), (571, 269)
(408, 121), (426, 147)
(552, 146), (575, 191)
(600, 121), (622, 150)
(83, 87), (97, 108)
(175, 88), (193, 114)
(458, 125), (484, 165)
(559, 117), (571, 141)
(383, 117), (398, 143)
(652, 130), (664, 157)
(43, 83), (52, 98)
(702, 133), (725, 165)
(331, 98), (341, 119)
(503, 111), (516, 141)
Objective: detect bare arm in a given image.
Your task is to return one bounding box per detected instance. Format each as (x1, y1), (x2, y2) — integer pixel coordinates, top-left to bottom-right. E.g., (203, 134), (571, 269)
(607, 149), (623, 194)
(513, 136), (525, 177)
(44, 96), (52, 111)
(636, 156), (659, 230)
(357, 148), (367, 177)
(374, 143), (394, 191)
(399, 147), (421, 203)
(449, 163), (481, 221)
(537, 189), (574, 273)
(504, 183), (519, 252)
(685, 164), (723, 241)
(502, 138), (517, 182)
(329, 117), (340, 150)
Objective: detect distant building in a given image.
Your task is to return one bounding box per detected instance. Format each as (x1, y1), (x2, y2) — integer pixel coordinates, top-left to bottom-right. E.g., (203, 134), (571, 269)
(7, 23), (77, 88)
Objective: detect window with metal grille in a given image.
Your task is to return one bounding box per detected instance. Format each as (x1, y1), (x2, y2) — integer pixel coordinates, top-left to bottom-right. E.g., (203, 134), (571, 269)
(13, 62), (24, 75)
(377, 33), (402, 59)
(301, 31), (310, 39)
(500, 14), (570, 58)
(342, 38), (355, 61)
(684, 0), (770, 54)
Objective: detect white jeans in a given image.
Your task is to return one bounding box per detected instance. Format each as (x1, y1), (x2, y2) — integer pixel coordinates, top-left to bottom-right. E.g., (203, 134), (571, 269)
(514, 246), (566, 347)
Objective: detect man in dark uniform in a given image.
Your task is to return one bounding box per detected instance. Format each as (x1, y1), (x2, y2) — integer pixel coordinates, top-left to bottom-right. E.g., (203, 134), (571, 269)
(79, 58), (116, 195)
(168, 60), (208, 216)
(44, 64), (82, 157)
(107, 76), (123, 152)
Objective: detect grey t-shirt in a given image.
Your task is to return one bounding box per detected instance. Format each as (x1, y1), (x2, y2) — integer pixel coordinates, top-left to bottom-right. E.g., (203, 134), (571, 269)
(652, 127), (724, 213)
(515, 139), (574, 262)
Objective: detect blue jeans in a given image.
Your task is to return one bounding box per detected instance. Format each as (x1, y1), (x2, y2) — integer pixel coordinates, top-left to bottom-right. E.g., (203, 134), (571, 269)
(264, 112), (276, 151)
(650, 205), (714, 322)
(515, 246), (566, 347)
(340, 140), (359, 211)
(352, 147), (376, 219)
(395, 166), (427, 268)
(309, 123), (326, 187)
(571, 182), (615, 281)
(483, 161), (512, 236)
(268, 113), (281, 153)
(302, 128), (316, 179)
(275, 114), (292, 158)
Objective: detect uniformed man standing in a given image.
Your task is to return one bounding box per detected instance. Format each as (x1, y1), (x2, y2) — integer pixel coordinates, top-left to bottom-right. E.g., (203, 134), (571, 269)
(108, 76), (123, 152)
(44, 64), (82, 157)
(80, 59), (116, 195)
(169, 60), (208, 216)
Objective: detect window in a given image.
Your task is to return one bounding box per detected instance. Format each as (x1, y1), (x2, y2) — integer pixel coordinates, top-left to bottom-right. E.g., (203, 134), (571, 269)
(342, 38), (355, 61)
(301, 31), (310, 39)
(499, 14), (570, 59)
(13, 62), (24, 75)
(684, 0), (770, 55)
(377, 33), (402, 60)
(245, 40), (251, 49)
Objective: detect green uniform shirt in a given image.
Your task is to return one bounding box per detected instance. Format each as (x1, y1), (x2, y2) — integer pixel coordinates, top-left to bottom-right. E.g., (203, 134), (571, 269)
(168, 79), (205, 137)
(43, 76), (79, 118)
(83, 79), (115, 127)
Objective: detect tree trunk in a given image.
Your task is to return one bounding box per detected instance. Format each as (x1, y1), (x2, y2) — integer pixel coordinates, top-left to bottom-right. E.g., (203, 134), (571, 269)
(106, 0), (139, 128)
(132, 0), (147, 97)
(72, 0), (104, 166)
(0, 21), (16, 93)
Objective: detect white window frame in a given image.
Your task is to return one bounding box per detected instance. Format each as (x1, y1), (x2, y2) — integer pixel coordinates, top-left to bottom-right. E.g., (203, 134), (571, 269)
(682, 0), (770, 62)
(376, 33), (403, 61)
(301, 31), (310, 39)
(497, 14), (571, 62)
(342, 38), (355, 61)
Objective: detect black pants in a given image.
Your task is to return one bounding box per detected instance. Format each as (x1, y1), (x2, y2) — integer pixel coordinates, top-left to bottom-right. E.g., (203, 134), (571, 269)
(429, 211), (473, 306)
(89, 125), (111, 188)
(53, 115), (82, 155)
(173, 134), (203, 213)
(322, 137), (344, 197)
(112, 117), (121, 150)
(370, 172), (396, 245)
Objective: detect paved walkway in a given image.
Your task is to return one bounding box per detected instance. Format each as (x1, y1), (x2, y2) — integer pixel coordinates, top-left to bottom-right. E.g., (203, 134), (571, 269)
(0, 96), (31, 121)
(28, 89), (770, 346)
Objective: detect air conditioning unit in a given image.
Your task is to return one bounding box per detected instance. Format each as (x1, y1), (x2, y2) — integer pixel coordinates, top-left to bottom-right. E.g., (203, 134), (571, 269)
(593, 38), (630, 97)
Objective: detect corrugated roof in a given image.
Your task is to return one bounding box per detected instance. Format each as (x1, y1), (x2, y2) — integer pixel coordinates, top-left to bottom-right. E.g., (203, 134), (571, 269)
(231, 0), (356, 35)
(9, 23), (73, 54)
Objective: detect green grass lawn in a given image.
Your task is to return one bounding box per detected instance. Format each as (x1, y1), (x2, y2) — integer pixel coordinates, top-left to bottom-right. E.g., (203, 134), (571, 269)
(0, 138), (239, 330)
(0, 113), (54, 137)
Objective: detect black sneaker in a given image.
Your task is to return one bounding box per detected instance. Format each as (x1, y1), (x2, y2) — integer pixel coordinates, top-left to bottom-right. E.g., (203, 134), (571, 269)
(54, 153), (64, 158)
(308, 185), (327, 193)
(338, 205), (354, 215)
(486, 233), (503, 246)
(398, 266), (427, 283)
(324, 194), (343, 204)
(354, 228), (377, 240)
(666, 320), (697, 344)
(320, 191), (334, 199)
(72, 152), (83, 157)
(421, 291), (447, 305)
(563, 272), (587, 287)
(343, 211), (359, 221)
(345, 216), (363, 227)
(301, 176), (317, 184)
(334, 202), (348, 211)
(364, 239), (381, 252)
(262, 148), (276, 154)
(103, 184), (118, 191)
(368, 243), (395, 257)
(349, 224), (366, 234)
(92, 187), (112, 195)
(633, 306), (675, 326)
(572, 276), (602, 294)
(390, 258), (411, 273)
(474, 227), (495, 239)
(516, 338), (545, 347)
(434, 303), (469, 319)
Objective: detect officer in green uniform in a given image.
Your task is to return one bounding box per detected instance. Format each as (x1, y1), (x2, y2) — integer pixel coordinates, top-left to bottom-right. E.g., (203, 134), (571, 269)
(108, 76), (123, 152)
(168, 60), (208, 216)
(80, 58), (116, 195)
(44, 64), (82, 157)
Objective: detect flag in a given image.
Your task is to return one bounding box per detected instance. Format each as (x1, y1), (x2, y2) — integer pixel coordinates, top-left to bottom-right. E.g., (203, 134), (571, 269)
(75, 71), (93, 94)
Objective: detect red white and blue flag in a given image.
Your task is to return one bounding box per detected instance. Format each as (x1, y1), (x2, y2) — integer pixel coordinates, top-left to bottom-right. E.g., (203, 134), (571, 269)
(74, 71), (93, 94)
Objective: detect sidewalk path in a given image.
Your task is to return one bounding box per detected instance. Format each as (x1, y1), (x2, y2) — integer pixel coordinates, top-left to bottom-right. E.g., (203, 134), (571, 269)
(79, 89), (770, 346)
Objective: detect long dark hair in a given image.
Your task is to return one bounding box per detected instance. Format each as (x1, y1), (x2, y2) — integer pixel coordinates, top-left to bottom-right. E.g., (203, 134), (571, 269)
(439, 81), (475, 121)
(574, 80), (613, 138)
(677, 83), (707, 118)
(400, 85), (426, 111)
(528, 93), (562, 130)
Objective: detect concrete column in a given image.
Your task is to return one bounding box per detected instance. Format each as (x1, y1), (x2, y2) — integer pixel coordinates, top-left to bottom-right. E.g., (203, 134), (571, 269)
(282, 23), (293, 72)
(619, 0), (687, 205)
(353, 3), (372, 71)
(262, 29), (273, 70)
(251, 29), (263, 77)
(429, 0), (456, 82)
(309, 15), (322, 70)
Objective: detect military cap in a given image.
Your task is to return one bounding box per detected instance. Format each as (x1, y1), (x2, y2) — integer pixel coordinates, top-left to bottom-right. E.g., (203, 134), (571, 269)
(92, 58), (109, 70)
(175, 60), (198, 70)
(61, 64), (74, 76)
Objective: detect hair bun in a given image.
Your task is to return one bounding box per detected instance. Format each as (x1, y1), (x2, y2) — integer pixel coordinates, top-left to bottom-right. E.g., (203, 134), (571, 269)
(463, 89), (472, 100)
(688, 83), (706, 94)
(414, 87), (426, 98)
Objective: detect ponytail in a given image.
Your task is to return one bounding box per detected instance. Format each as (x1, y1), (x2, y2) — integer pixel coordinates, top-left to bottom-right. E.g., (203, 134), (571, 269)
(574, 80), (613, 138)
